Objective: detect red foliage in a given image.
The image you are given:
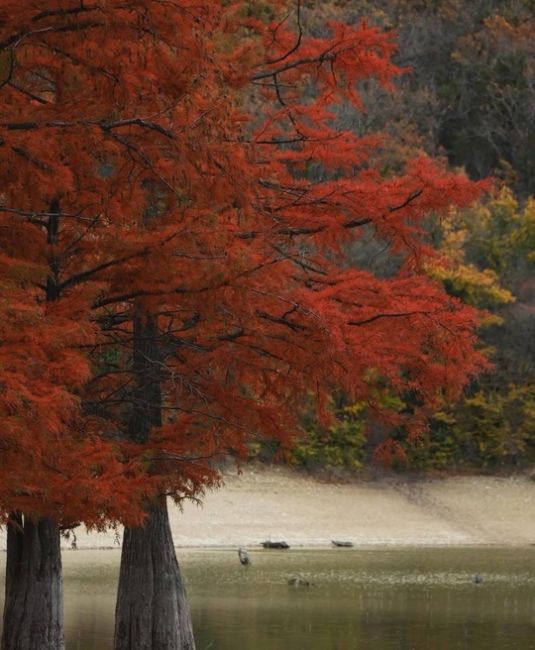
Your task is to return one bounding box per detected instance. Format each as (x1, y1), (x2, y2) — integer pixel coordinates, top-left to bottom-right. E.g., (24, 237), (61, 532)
(0, 1), (488, 526)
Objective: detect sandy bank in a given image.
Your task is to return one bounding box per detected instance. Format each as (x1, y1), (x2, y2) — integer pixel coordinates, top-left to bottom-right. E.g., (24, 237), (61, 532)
(3, 465), (535, 550)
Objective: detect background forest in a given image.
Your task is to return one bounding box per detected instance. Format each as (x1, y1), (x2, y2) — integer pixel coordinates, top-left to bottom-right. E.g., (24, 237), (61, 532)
(256, 0), (535, 473)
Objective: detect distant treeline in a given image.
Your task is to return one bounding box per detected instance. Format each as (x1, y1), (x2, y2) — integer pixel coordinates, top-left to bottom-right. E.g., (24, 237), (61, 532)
(250, 0), (535, 472)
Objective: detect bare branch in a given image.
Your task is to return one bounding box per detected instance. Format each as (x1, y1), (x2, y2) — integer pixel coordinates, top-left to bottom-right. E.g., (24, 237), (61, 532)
(348, 311), (430, 327)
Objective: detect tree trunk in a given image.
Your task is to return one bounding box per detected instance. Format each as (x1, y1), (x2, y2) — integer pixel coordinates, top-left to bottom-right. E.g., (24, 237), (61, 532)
(2, 514), (64, 650)
(114, 498), (195, 650)
(114, 310), (196, 649)
(2, 201), (66, 650)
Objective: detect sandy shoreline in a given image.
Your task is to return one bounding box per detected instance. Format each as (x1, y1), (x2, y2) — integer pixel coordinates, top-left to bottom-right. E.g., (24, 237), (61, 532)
(2, 465), (535, 550)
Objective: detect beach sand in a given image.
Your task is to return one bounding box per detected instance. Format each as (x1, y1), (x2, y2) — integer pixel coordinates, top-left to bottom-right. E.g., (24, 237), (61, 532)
(3, 465), (535, 550)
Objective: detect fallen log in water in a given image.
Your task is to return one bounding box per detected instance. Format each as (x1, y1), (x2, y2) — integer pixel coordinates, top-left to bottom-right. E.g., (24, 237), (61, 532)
(262, 541), (290, 549)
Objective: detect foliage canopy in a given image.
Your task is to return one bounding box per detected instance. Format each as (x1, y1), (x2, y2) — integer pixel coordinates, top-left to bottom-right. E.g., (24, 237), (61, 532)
(0, 1), (488, 524)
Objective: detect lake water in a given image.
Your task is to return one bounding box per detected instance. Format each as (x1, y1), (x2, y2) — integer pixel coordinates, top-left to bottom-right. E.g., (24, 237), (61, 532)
(2, 547), (535, 649)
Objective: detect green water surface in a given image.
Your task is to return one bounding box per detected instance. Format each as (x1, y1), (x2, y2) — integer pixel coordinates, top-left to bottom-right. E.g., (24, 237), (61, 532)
(2, 547), (535, 649)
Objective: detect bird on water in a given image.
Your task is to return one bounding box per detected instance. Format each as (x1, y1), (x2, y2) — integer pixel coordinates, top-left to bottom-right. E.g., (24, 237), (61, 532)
(238, 547), (250, 565)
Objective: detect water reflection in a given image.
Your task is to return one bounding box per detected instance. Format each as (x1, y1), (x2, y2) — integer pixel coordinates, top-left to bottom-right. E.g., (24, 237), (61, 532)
(1, 547), (534, 649)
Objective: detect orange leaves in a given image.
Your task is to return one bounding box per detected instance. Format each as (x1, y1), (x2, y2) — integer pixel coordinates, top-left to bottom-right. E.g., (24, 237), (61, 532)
(0, 1), (488, 526)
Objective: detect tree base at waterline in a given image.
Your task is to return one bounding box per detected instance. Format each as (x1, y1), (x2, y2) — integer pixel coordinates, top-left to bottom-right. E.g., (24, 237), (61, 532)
(2, 514), (64, 650)
(114, 499), (195, 650)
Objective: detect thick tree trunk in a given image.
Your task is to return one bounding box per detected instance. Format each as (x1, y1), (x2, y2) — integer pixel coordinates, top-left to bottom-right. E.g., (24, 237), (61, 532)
(114, 498), (195, 650)
(2, 514), (64, 650)
(1, 202), (65, 650)
(115, 310), (196, 649)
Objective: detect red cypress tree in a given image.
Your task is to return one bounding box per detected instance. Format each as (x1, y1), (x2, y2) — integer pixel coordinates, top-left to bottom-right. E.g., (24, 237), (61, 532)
(0, 2), (488, 648)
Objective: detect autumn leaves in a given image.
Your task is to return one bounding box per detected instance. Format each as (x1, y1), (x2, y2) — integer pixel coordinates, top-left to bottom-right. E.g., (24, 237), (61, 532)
(0, 2), (487, 648)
